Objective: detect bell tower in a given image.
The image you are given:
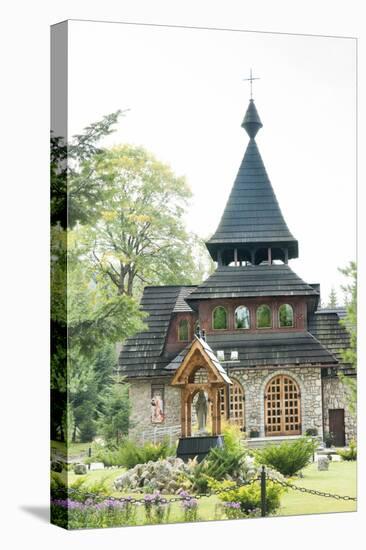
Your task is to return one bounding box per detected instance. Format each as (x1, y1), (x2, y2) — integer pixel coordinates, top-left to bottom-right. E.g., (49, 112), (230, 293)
(206, 97), (298, 267)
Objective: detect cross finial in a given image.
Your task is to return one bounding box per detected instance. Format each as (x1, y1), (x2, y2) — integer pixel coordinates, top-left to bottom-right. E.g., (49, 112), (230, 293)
(243, 68), (260, 100)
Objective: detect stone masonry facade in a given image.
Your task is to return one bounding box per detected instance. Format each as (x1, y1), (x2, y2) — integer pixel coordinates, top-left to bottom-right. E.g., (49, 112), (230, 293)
(128, 366), (327, 442)
(229, 366), (323, 438)
(128, 377), (181, 443)
(322, 376), (357, 444)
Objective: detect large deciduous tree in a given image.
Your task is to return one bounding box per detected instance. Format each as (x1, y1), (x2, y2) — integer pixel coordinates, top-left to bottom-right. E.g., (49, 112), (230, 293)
(85, 144), (209, 296)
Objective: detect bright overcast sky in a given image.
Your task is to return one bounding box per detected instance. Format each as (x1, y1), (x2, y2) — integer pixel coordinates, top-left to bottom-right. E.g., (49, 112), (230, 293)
(68, 20), (356, 306)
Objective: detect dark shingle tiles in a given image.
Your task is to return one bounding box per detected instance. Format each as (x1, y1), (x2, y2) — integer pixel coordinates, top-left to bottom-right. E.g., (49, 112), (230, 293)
(206, 139), (298, 249)
(118, 285), (196, 377)
(308, 309), (350, 366)
(187, 264), (319, 301)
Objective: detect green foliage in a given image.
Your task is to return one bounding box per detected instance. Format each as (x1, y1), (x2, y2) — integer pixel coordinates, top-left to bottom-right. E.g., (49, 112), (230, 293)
(323, 432), (335, 448)
(185, 425), (247, 493)
(257, 304), (271, 328)
(208, 478), (284, 515)
(328, 287), (338, 308)
(256, 437), (317, 476)
(51, 111), (124, 229)
(86, 144), (207, 296)
(213, 306), (227, 329)
(85, 439), (175, 469)
(61, 403), (75, 445)
(98, 374), (130, 444)
(338, 261), (357, 414)
(337, 440), (357, 461)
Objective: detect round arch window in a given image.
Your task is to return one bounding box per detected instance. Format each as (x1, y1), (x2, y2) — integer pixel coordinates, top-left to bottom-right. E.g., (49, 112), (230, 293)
(279, 304), (294, 327)
(235, 306), (250, 329)
(256, 305), (272, 328)
(212, 306), (228, 330)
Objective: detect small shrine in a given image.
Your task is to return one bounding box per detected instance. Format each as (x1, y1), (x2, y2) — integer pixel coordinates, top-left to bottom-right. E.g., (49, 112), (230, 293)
(171, 335), (232, 461)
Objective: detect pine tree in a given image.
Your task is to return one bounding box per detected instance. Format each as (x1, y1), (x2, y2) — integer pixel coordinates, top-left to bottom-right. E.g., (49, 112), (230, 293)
(328, 287), (338, 308)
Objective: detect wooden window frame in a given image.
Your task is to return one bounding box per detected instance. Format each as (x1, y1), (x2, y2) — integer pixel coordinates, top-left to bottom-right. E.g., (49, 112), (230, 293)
(178, 318), (190, 342)
(219, 378), (245, 428)
(278, 303), (294, 328)
(234, 305), (251, 330)
(212, 306), (228, 330)
(256, 304), (272, 329)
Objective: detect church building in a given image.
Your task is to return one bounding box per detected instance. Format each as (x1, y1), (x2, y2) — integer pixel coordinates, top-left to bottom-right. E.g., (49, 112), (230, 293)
(119, 95), (356, 448)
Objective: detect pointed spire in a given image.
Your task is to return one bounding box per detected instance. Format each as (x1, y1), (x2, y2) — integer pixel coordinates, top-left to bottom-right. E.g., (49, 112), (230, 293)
(242, 99), (263, 138)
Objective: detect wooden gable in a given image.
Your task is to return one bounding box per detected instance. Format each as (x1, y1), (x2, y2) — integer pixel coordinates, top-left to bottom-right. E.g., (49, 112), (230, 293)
(171, 336), (232, 387)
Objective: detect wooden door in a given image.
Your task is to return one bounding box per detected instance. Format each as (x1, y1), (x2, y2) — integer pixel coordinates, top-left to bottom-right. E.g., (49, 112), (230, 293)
(219, 380), (245, 429)
(329, 409), (345, 447)
(265, 375), (301, 436)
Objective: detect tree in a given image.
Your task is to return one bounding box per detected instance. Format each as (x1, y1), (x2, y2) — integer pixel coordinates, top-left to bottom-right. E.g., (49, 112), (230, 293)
(327, 287), (338, 308)
(51, 110), (124, 228)
(85, 144), (208, 296)
(98, 374), (131, 444)
(338, 261), (357, 414)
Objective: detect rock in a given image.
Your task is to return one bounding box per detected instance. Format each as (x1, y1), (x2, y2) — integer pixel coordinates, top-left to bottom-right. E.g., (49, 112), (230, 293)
(74, 463), (87, 475)
(51, 460), (63, 473)
(317, 455), (330, 471)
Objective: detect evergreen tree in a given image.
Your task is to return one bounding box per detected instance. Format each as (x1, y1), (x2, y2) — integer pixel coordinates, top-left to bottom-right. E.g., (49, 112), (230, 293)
(338, 262), (357, 414)
(328, 287), (338, 308)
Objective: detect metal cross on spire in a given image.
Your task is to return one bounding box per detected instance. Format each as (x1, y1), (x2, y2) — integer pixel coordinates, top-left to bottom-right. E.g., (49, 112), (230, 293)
(243, 68), (260, 100)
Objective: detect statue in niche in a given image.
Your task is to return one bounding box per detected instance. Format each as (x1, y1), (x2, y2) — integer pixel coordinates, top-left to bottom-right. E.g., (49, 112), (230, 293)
(195, 390), (208, 434)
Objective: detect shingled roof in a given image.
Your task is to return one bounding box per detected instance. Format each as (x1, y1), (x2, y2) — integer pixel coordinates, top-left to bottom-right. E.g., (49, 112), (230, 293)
(206, 100), (298, 262)
(118, 285), (196, 378)
(187, 264), (319, 303)
(308, 308), (350, 368)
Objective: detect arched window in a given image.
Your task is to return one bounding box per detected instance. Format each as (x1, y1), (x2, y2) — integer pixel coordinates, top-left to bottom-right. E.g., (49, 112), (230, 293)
(279, 304), (294, 328)
(256, 305), (272, 328)
(265, 375), (301, 436)
(219, 379), (245, 428)
(235, 306), (250, 329)
(212, 306), (228, 330)
(178, 319), (189, 341)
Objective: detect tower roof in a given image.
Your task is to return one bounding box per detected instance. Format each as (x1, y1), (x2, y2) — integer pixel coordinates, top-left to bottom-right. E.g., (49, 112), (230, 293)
(206, 99), (298, 263)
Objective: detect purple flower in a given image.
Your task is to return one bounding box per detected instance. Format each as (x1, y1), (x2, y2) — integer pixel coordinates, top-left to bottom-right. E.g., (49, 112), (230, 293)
(181, 498), (198, 509)
(224, 501), (241, 509)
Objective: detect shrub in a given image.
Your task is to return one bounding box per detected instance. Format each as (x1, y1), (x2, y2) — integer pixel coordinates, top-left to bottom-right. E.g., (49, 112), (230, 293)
(208, 478), (284, 516)
(337, 440), (357, 461)
(256, 437), (317, 476)
(184, 425), (247, 493)
(85, 438), (175, 468)
(323, 432), (335, 448)
(305, 428), (318, 437)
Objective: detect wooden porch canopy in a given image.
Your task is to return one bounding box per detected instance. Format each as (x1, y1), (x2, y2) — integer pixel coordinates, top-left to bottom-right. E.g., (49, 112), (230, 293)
(171, 336), (232, 437)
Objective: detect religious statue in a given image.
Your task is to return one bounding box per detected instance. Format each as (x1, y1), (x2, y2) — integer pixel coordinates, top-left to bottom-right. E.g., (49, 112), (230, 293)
(195, 391), (208, 434)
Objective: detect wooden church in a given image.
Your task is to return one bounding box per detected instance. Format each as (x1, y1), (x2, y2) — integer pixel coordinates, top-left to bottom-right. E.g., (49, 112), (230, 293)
(119, 94), (356, 449)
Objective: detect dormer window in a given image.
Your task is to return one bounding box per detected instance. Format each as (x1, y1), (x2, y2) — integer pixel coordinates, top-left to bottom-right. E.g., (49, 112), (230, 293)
(256, 305), (272, 329)
(212, 306), (228, 330)
(178, 319), (189, 341)
(279, 304), (294, 328)
(235, 306), (250, 329)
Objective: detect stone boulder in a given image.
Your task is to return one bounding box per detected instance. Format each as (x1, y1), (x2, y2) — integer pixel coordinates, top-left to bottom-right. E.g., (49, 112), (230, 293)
(114, 457), (194, 494)
(74, 463), (87, 475)
(317, 455), (330, 471)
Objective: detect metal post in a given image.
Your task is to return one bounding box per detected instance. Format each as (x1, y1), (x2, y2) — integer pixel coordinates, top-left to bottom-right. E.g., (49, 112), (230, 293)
(88, 447), (92, 470)
(260, 465), (267, 517)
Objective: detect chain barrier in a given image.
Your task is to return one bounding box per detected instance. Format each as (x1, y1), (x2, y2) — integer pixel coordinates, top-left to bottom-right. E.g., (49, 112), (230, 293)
(52, 477), (260, 505)
(266, 474), (357, 502)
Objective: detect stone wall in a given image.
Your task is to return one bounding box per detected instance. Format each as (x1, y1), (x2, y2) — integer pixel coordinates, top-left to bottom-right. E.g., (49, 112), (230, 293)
(230, 367), (323, 438)
(128, 366), (325, 443)
(322, 376), (357, 444)
(128, 377), (180, 443)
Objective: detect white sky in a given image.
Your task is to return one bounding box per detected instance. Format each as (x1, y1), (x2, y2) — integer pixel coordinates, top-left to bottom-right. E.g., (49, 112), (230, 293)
(68, 21), (356, 306)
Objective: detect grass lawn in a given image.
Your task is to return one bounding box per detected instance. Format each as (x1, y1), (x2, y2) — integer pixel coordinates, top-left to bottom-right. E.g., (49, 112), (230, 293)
(279, 461), (357, 516)
(65, 460), (356, 524)
(51, 440), (94, 459)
